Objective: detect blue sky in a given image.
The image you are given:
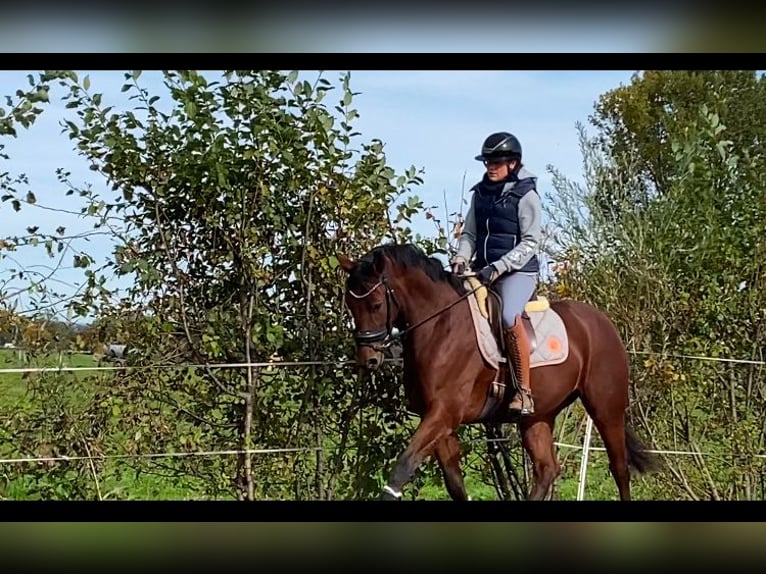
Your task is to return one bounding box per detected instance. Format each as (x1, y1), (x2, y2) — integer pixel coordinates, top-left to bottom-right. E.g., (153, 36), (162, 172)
(0, 69), (637, 319)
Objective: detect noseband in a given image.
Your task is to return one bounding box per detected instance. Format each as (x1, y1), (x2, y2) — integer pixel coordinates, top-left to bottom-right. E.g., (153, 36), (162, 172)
(347, 274), (401, 350)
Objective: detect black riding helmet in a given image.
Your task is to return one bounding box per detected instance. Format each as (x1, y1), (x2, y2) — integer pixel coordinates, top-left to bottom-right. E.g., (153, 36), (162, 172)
(475, 132), (522, 162)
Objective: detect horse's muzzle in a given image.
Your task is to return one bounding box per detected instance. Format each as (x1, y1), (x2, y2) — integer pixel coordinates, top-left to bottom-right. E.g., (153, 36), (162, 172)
(366, 355), (382, 371)
(357, 347), (385, 371)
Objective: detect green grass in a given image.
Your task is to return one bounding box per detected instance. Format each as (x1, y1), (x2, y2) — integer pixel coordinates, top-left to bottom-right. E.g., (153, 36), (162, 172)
(0, 348), (97, 371)
(0, 348), (102, 413)
(414, 471), (500, 500)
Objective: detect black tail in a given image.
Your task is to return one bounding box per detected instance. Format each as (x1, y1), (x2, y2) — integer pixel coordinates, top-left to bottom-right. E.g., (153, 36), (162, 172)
(625, 426), (661, 474)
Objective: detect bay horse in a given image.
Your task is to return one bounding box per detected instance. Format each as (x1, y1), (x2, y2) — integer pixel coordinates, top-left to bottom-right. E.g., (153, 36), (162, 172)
(338, 243), (658, 501)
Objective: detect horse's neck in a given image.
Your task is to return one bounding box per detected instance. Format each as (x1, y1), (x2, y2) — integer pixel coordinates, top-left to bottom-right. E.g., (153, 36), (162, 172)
(395, 274), (464, 333)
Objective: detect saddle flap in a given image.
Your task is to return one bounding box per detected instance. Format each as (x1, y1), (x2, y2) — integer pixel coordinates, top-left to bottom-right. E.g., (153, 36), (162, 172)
(463, 283), (569, 371)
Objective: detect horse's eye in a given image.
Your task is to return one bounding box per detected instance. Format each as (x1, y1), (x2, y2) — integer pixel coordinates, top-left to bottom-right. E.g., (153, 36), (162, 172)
(372, 302), (383, 312)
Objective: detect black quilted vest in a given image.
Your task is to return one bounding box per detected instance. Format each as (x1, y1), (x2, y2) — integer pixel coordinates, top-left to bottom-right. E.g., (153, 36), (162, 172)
(472, 172), (539, 274)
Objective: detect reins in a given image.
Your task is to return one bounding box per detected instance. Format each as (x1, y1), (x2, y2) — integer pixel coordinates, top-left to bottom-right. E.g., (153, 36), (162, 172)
(379, 278), (484, 349)
(347, 260), (487, 353)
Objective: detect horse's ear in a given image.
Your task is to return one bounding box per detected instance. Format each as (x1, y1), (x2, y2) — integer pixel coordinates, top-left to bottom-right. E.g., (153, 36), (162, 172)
(337, 254), (355, 274)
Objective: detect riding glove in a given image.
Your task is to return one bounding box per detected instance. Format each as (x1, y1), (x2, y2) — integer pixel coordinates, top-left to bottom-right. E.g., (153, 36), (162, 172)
(451, 258), (466, 276)
(477, 264), (500, 285)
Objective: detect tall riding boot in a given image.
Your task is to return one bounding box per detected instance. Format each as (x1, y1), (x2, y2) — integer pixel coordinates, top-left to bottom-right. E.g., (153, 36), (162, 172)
(504, 315), (535, 416)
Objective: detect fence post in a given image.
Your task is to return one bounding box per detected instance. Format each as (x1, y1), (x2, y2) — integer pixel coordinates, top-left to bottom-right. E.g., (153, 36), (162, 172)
(577, 416), (594, 501)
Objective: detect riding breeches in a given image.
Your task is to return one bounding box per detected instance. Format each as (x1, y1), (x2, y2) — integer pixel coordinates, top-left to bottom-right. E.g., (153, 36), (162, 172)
(495, 272), (537, 329)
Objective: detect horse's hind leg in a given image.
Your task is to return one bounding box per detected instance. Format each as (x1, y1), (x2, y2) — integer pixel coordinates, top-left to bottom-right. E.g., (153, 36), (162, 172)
(588, 412), (631, 501)
(580, 390), (631, 500)
(434, 432), (469, 501)
(520, 417), (561, 501)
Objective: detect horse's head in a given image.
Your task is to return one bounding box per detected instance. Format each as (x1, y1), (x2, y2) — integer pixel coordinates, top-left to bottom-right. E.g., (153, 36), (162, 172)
(338, 250), (401, 371)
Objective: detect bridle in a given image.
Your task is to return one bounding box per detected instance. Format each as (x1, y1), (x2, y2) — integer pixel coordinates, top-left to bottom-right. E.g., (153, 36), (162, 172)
(346, 273), (483, 352)
(347, 274), (401, 351)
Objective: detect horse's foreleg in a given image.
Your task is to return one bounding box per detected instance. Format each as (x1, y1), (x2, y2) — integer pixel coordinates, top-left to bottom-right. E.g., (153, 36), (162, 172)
(380, 408), (452, 501)
(434, 432), (469, 501)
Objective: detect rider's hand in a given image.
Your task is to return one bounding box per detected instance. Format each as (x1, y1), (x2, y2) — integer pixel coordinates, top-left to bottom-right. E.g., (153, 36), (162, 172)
(451, 258), (467, 276)
(477, 264), (500, 285)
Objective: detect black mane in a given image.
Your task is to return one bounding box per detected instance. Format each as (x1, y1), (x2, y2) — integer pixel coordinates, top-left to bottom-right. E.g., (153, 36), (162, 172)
(348, 243), (467, 295)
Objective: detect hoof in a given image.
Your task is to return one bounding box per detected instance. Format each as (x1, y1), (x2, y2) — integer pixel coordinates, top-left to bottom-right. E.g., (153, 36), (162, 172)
(380, 485), (403, 501)
(379, 491), (401, 501)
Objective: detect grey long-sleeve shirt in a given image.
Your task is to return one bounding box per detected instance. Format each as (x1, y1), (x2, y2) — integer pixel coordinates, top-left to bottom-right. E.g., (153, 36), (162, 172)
(453, 173), (542, 275)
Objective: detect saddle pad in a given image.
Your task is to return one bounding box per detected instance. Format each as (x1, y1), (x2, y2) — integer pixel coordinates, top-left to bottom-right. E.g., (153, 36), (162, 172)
(465, 276), (552, 317)
(465, 291), (569, 370)
(527, 308), (569, 368)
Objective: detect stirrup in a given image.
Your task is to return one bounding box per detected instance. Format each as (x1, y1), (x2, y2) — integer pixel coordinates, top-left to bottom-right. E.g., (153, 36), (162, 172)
(509, 389), (535, 416)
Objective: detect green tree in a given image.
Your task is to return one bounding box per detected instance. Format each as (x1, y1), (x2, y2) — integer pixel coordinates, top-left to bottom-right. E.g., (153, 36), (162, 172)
(546, 72), (766, 500)
(1, 70), (449, 500)
(588, 70), (766, 222)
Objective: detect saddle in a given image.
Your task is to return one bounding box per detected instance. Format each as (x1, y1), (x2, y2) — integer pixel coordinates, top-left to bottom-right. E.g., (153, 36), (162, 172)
(465, 276), (541, 358)
(464, 276), (568, 423)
